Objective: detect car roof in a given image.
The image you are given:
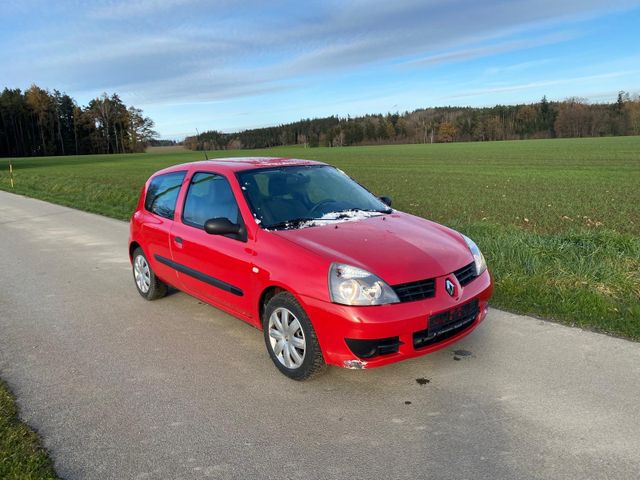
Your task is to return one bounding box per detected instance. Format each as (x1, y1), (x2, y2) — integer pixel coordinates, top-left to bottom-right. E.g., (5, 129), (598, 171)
(152, 157), (326, 177)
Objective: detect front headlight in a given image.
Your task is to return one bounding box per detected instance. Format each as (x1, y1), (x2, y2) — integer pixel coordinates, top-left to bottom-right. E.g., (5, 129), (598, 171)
(462, 234), (487, 276)
(329, 263), (400, 306)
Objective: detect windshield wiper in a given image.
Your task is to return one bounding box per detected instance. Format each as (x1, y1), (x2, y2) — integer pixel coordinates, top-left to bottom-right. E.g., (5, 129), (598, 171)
(334, 208), (391, 215)
(265, 217), (318, 230)
(266, 216), (343, 230)
(265, 209), (391, 230)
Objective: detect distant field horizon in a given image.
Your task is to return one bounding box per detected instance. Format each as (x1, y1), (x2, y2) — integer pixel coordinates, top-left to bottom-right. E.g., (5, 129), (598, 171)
(3, 136), (639, 340)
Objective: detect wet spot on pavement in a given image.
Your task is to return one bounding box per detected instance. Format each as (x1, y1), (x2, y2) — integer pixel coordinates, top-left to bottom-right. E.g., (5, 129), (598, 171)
(453, 349), (472, 357)
(453, 349), (472, 360)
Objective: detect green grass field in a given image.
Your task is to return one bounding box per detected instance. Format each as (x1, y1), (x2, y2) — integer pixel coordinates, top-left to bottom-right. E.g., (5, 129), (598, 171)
(2, 137), (639, 339)
(0, 380), (60, 479)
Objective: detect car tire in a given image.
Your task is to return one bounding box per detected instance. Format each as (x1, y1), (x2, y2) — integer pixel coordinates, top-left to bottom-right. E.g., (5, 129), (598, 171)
(132, 247), (167, 300)
(263, 292), (326, 380)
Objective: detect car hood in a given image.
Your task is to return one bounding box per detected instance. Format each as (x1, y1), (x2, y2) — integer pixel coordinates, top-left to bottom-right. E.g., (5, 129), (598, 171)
(272, 212), (473, 285)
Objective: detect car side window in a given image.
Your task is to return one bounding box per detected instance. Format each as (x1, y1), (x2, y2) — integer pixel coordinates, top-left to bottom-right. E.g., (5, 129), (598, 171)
(144, 171), (186, 219)
(182, 172), (241, 228)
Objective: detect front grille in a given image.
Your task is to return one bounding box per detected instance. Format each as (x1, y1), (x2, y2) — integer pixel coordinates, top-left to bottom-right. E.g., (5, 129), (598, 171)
(454, 262), (477, 286)
(413, 299), (479, 349)
(392, 261), (478, 303)
(392, 278), (436, 302)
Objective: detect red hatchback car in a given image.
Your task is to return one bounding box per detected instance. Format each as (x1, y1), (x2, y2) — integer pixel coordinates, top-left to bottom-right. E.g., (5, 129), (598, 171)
(129, 158), (492, 379)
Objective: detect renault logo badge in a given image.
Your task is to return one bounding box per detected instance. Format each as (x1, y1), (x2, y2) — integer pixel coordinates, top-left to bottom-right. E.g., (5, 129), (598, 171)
(445, 278), (456, 297)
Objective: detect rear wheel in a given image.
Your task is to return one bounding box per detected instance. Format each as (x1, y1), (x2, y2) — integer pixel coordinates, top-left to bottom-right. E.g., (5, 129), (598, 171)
(263, 292), (326, 380)
(132, 248), (167, 300)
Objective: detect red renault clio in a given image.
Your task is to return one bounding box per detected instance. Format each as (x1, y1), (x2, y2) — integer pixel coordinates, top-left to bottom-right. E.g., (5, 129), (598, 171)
(129, 158), (492, 380)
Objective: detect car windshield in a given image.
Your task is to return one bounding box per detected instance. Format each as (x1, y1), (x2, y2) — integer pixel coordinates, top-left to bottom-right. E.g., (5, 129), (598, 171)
(236, 165), (391, 230)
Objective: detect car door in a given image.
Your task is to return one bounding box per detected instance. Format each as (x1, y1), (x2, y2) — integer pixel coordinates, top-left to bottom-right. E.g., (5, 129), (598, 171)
(169, 170), (254, 318)
(140, 170), (187, 286)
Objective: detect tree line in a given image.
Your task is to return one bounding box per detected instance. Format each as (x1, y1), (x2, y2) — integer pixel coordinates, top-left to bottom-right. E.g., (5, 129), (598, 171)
(185, 93), (640, 151)
(0, 85), (157, 157)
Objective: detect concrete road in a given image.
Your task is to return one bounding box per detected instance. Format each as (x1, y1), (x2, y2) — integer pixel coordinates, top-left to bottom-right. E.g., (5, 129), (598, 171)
(1, 190), (639, 480)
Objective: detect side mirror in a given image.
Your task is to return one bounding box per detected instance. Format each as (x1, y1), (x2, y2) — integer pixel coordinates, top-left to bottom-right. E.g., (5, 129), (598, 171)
(204, 218), (242, 236)
(379, 196), (392, 207)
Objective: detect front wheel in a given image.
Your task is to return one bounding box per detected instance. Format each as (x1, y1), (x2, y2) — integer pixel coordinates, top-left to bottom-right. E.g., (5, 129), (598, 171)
(263, 292), (326, 380)
(132, 248), (167, 300)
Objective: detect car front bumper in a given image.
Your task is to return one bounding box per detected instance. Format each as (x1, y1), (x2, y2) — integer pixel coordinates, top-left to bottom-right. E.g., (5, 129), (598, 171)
(299, 269), (493, 368)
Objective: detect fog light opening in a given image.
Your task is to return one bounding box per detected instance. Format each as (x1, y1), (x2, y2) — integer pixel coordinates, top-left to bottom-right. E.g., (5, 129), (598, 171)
(345, 336), (401, 359)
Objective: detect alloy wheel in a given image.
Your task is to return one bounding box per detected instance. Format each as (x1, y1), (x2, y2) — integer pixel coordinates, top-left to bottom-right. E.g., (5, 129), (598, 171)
(134, 255), (151, 293)
(268, 307), (306, 369)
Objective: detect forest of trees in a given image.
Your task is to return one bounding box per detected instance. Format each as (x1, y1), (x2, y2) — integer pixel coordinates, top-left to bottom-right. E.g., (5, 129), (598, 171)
(5, 87), (638, 157)
(0, 85), (157, 157)
(185, 93), (640, 151)
(148, 139), (178, 147)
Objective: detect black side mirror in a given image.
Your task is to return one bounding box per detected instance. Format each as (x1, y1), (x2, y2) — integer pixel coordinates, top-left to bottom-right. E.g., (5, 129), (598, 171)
(204, 218), (242, 236)
(379, 196), (392, 207)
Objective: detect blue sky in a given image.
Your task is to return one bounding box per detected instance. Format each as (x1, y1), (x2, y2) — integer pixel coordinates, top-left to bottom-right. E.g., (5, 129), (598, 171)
(2, 0), (639, 139)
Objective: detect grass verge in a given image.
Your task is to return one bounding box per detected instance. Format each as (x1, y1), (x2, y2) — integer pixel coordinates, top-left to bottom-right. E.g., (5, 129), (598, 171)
(0, 379), (60, 479)
(1, 137), (639, 339)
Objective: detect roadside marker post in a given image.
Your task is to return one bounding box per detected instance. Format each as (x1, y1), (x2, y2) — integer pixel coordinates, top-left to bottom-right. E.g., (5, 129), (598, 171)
(9, 160), (14, 188)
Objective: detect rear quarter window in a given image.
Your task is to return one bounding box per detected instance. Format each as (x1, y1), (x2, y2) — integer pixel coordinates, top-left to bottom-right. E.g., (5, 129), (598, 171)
(144, 171), (186, 219)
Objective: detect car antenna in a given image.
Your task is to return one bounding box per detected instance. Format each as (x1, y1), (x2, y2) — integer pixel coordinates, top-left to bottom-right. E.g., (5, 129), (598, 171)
(195, 128), (209, 160)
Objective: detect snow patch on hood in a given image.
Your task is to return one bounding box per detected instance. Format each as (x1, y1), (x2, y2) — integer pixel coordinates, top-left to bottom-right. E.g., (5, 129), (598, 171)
(300, 210), (386, 227)
(266, 210), (387, 230)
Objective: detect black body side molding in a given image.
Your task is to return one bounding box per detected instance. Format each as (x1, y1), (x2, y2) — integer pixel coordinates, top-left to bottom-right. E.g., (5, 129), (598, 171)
(154, 255), (243, 296)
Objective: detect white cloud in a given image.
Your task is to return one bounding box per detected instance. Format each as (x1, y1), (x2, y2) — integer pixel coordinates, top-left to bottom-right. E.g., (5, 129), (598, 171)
(445, 70), (640, 99)
(3, 0), (640, 134)
(404, 32), (577, 67)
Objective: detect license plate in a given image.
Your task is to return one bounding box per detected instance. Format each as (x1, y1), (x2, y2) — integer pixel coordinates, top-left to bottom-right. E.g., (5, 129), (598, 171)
(428, 300), (479, 336)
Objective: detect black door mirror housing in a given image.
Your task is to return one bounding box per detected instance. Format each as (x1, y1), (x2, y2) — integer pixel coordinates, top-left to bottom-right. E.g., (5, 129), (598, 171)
(379, 196), (392, 207)
(204, 218), (242, 236)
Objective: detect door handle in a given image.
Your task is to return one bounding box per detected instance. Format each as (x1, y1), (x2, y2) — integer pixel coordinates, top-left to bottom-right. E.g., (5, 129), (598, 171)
(174, 236), (183, 245)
